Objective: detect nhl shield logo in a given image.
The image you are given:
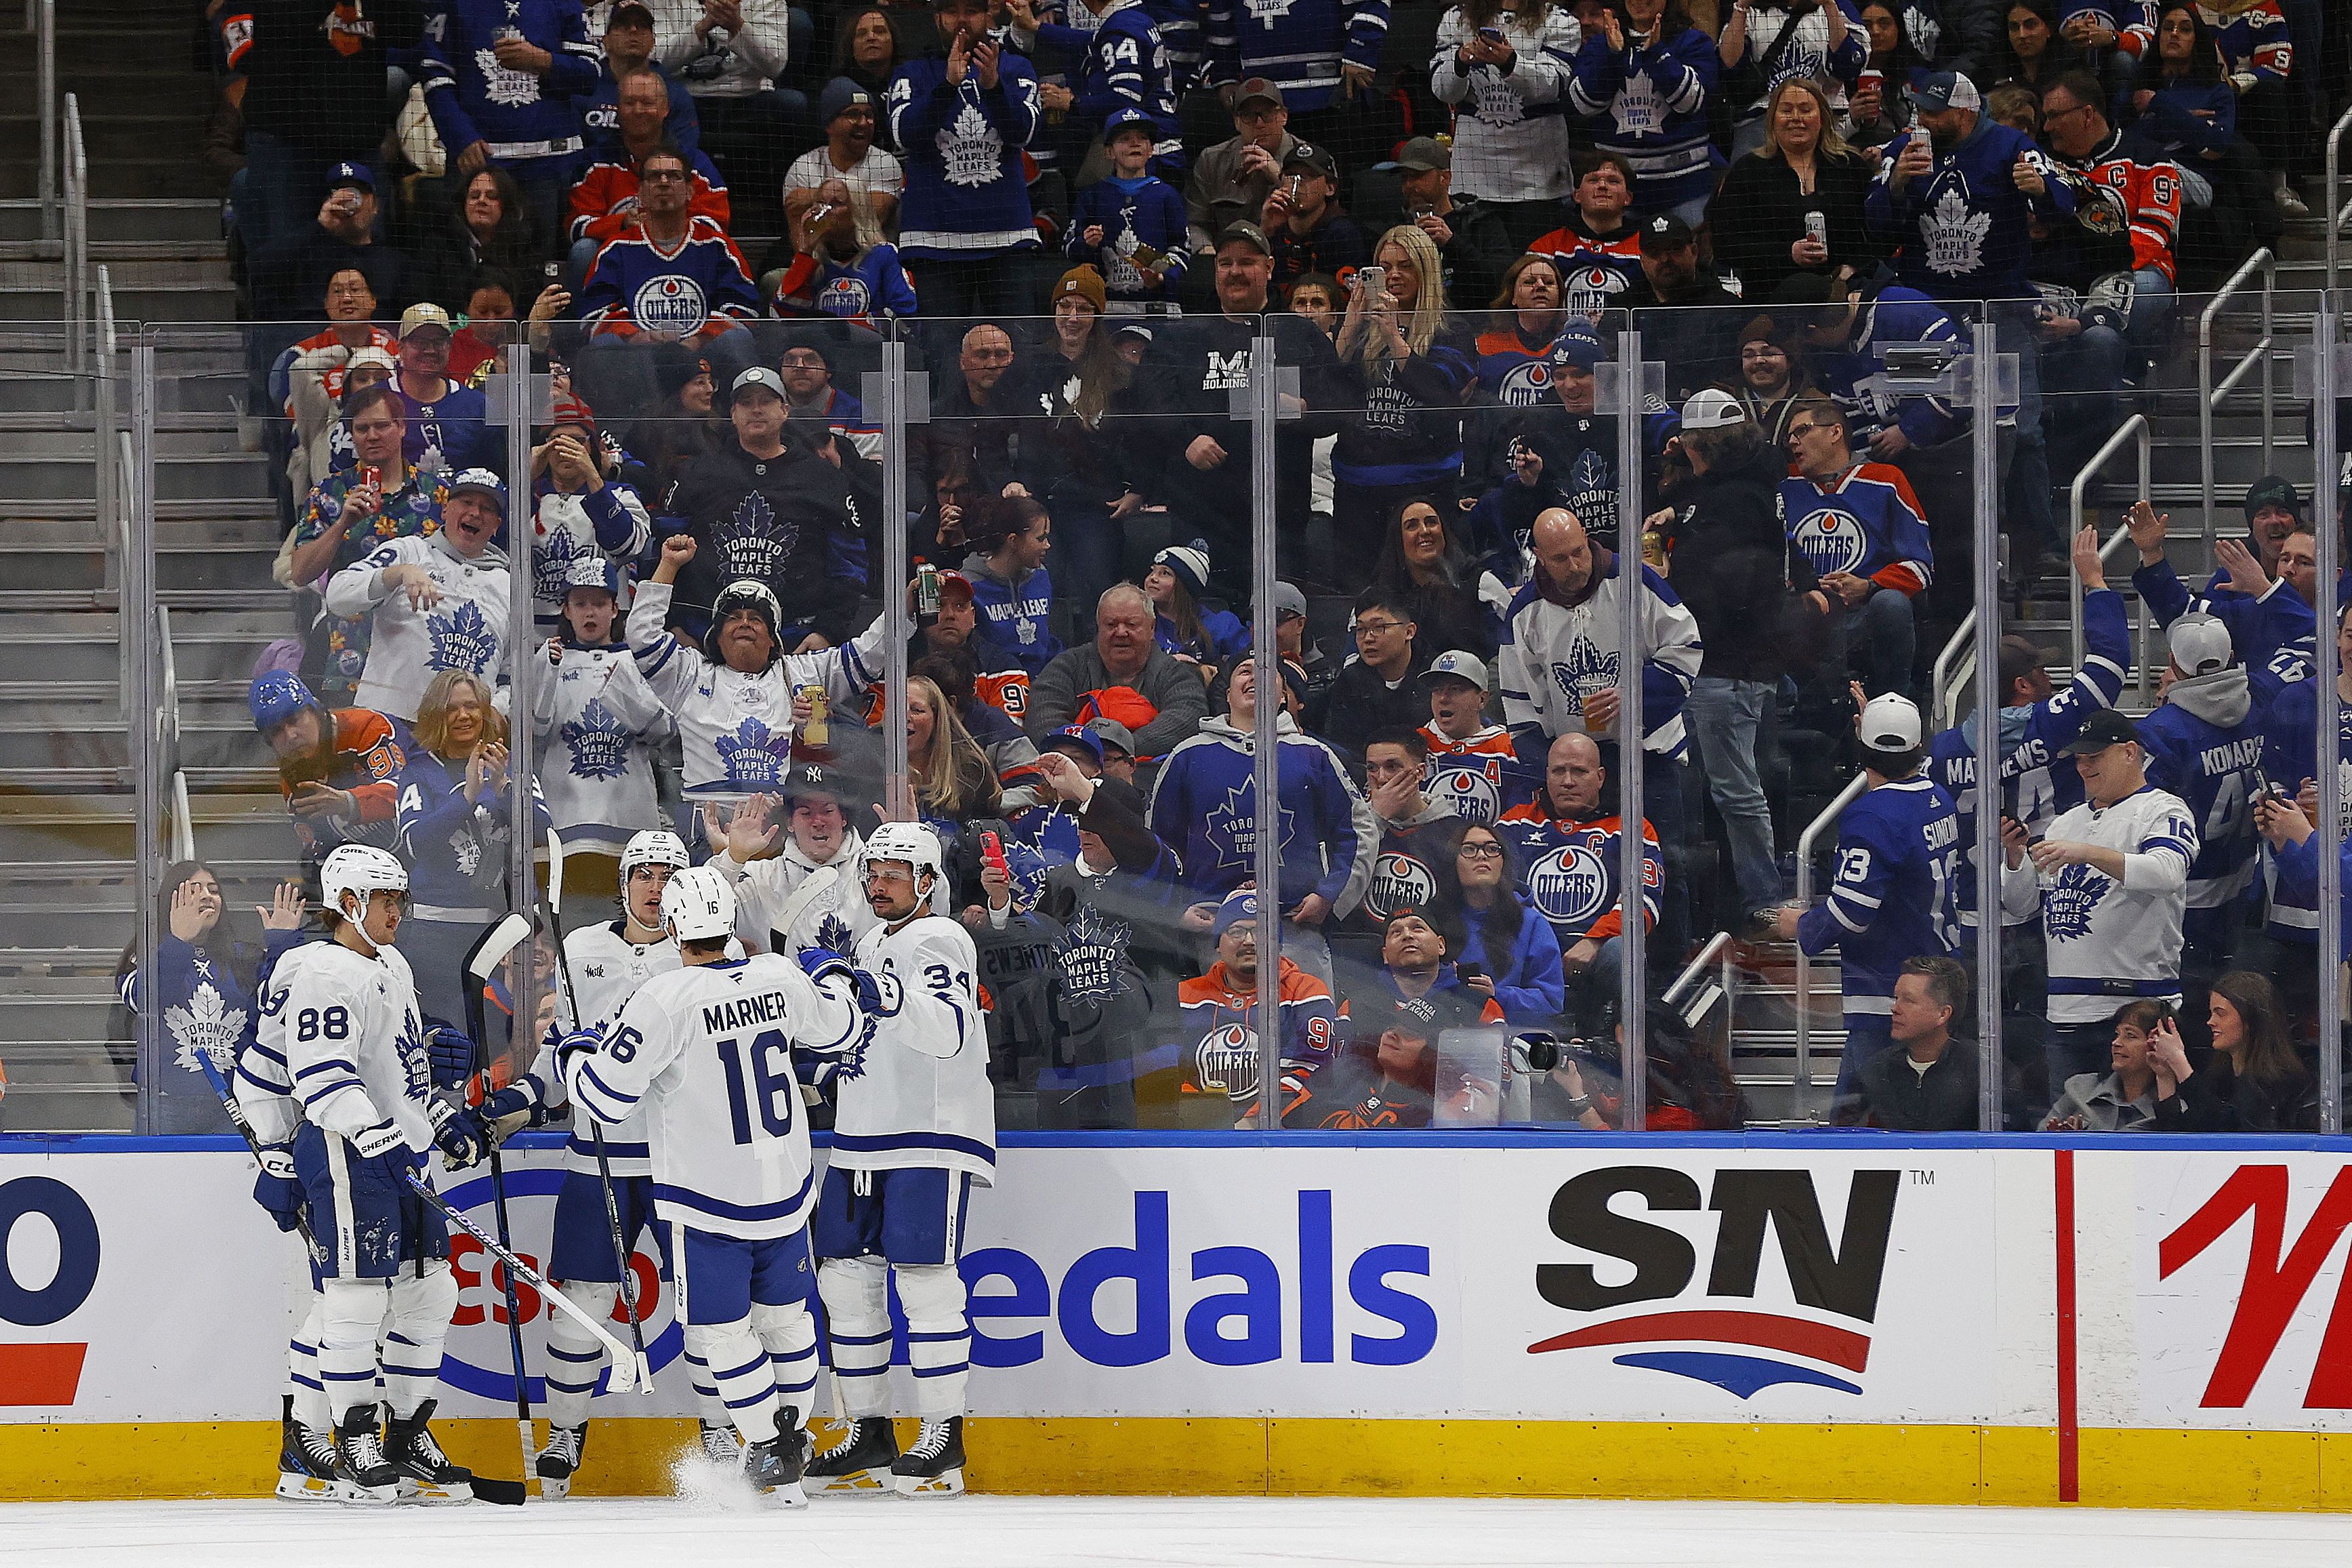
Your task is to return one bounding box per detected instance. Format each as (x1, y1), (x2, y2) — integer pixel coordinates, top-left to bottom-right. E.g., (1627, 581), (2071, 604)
(633, 274), (709, 341)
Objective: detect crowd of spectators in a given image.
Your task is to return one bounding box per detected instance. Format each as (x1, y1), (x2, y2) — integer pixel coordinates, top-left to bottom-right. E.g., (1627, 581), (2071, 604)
(183, 0), (2352, 1137)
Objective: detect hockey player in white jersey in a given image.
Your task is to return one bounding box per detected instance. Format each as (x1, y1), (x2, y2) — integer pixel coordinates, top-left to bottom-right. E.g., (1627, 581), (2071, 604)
(476, 830), (740, 1493)
(628, 533), (890, 796)
(555, 864), (865, 1504)
(808, 821), (994, 1499)
(234, 845), (491, 1505)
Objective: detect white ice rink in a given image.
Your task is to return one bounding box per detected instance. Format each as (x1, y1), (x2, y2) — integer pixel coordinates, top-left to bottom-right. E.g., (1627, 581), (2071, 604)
(4, 1495), (2349, 1567)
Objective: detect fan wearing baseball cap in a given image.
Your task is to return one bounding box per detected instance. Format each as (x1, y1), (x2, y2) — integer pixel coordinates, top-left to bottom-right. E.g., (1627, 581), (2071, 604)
(1773, 695), (1963, 1112)
(1256, 140), (1371, 293)
(1625, 214), (1744, 398)
(2134, 613), (2267, 963)
(1998, 706), (2200, 1109)
(1063, 110), (1191, 308)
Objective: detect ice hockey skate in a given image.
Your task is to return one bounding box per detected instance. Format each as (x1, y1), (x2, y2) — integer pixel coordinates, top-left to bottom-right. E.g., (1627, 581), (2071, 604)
(804, 1416), (900, 1498)
(743, 1428), (808, 1508)
(274, 1415), (350, 1504)
(384, 1400), (474, 1504)
(331, 1405), (400, 1505)
(536, 1424), (587, 1501)
(891, 1417), (965, 1499)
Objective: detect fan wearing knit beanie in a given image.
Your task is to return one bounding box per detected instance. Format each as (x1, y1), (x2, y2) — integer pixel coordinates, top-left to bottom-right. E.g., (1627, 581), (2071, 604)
(1145, 541), (1250, 670)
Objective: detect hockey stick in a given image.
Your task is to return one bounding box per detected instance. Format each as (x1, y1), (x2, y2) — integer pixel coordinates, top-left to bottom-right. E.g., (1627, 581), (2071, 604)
(542, 829), (655, 1395)
(463, 914), (541, 1500)
(764, 861), (843, 954)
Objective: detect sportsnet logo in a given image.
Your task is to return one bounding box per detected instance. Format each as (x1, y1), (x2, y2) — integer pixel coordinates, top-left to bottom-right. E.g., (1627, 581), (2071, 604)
(1529, 1167), (1901, 1397)
(632, 274), (709, 340)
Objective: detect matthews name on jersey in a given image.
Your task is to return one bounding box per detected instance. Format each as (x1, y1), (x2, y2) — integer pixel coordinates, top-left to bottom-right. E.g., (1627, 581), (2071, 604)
(566, 952), (861, 1238)
(1796, 774), (1962, 1021)
(837, 916), (995, 1182)
(2001, 785), (2199, 1024)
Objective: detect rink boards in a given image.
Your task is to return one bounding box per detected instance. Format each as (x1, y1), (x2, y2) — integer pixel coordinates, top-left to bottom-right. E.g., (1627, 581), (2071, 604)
(4, 1132), (2352, 1510)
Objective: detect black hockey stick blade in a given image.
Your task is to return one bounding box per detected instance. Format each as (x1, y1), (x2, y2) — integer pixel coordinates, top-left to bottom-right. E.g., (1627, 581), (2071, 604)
(473, 1476), (528, 1506)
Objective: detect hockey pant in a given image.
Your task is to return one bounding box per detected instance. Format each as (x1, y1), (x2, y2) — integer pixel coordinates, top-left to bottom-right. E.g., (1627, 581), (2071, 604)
(316, 1263), (457, 1423)
(540, 1280), (735, 1432)
(672, 1226), (821, 1445)
(818, 1258), (970, 1420)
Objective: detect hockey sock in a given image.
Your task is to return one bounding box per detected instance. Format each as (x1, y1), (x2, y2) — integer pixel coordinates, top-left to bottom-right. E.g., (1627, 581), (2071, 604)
(896, 1264), (971, 1420)
(751, 1300), (819, 1418)
(380, 1264), (458, 1420)
(817, 1258), (892, 1420)
(684, 1320), (781, 1444)
(543, 1281), (618, 1430)
(682, 1346), (731, 1428)
(318, 1279), (390, 1424)
(289, 1293), (332, 1432)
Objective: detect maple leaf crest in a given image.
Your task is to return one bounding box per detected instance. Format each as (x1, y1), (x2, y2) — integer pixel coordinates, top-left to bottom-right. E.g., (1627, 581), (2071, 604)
(534, 522), (579, 607)
(1549, 638), (1621, 716)
(714, 491), (793, 581)
(474, 46), (542, 108)
(812, 911), (857, 956)
(453, 829), (484, 878)
(1921, 186), (1992, 277)
(2043, 861), (2108, 943)
(716, 716), (793, 787)
(937, 102), (1005, 190)
(562, 697), (634, 781)
(166, 983), (247, 1074)
(427, 598), (499, 674)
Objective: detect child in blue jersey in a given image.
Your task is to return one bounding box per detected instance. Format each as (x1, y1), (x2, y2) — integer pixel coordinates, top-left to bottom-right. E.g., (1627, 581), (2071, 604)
(1776, 693), (1962, 1109)
(1565, 0), (1721, 224)
(962, 496), (1063, 675)
(1066, 111), (1191, 307)
(1008, 0), (1185, 173)
(1146, 541), (1248, 665)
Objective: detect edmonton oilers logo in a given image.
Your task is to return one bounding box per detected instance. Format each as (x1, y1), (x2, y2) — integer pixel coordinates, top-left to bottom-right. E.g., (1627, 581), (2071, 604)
(1529, 842), (1610, 929)
(1427, 766), (1501, 825)
(1193, 1023), (1260, 1102)
(632, 274), (709, 341)
(1498, 358), (1552, 407)
(1792, 505), (1869, 577)
(1365, 850), (1437, 922)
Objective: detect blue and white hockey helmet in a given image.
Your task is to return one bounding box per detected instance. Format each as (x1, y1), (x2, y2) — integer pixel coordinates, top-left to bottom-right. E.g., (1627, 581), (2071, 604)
(661, 863), (737, 943)
(248, 671), (322, 734)
(321, 843), (408, 921)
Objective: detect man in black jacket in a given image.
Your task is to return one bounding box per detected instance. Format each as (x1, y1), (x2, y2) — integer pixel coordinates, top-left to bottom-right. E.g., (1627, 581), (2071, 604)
(234, 0), (426, 264)
(1664, 390), (1828, 936)
(1626, 215), (1743, 400)
(1308, 587), (1430, 770)
(1382, 138), (1514, 312)
(666, 367), (873, 648)
(1853, 956), (1979, 1129)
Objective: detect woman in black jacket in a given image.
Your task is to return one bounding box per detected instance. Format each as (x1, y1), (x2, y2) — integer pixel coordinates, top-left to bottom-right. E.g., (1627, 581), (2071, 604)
(1706, 79), (1879, 299)
(415, 167), (548, 312)
(1367, 495), (1498, 663)
(2149, 971), (2317, 1132)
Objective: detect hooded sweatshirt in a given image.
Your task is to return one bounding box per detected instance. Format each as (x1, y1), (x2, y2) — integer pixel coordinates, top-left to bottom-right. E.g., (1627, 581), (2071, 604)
(2138, 663), (2263, 928)
(962, 549), (1063, 674)
(1147, 711), (1379, 915)
(1667, 440), (1820, 684)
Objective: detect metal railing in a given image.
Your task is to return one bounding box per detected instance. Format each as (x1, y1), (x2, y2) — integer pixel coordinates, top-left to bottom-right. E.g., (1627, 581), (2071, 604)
(1931, 608), (1978, 731)
(1662, 930), (1737, 1036)
(35, 0), (56, 241)
(2067, 413), (2153, 703)
(1790, 772), (1870, 1122)
(2198, 247), (2275, 549)
(2328, 104), (2352, 295)
(62, 91), (87, 396)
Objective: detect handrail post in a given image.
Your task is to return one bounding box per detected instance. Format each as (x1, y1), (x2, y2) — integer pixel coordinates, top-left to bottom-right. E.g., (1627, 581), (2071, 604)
(1931, 608), (1977, 730)
(1792, 773), (1869, 1123)
(2196, 247), (2275, 560)
(2329, 106), (2352, 294)
(37, 0), (56, 240)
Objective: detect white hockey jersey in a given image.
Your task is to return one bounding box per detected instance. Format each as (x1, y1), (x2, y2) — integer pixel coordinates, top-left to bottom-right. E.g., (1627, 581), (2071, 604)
(528, 482), (653, 631)
(625, 580), (888, 792)
(561, 952), (862, 1239)
(325, 531), (514, 722)
(709, 828), (877, 955)
(238, 938), (436, 1153)
(2001, 784), (2199, 1025)
(837, 915), (995, 1184)
(549, 920), (687, 1179)
(532, 643), (669, 854)
(1495, 556), (1705, 760)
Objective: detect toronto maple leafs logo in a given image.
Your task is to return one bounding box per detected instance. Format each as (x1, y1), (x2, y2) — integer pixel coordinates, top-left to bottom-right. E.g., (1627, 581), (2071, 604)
(535, 523), (580, 608)
(1613, 71), (1663, 139)
(1549, 637), (1619, 716)
(1202, 784), (1297, 873)
(2043, 861), (2109, 942)
(562, 697), (634, 780)
(165, 983), (247, 1075)
(428, 598), (499, 674)
(395, 1009), (431, 1104)
(474, 46), (542, 108)
(1473, 68), (1526, 125)
(714, 491), (794, 581)
(1245, 0), (1296, 21)
(938, 101), (1005, 189)
(716, 716), (793, 787)
(1054, 904), (1134, 1005)
(453, 829), (484, 878)
(812, 912), (857, 957)
(1767, 35), (1823, 91)
(1565, 447), (1617, 539)
(1920, 186), (1990, 278)
(1792, 504), (1869, 576)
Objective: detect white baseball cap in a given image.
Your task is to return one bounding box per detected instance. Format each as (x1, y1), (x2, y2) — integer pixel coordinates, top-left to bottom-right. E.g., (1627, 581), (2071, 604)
(1859, 693), (1924, 753)
(2167, 613), (2233, 678)
(1681, 388), (1745, 431)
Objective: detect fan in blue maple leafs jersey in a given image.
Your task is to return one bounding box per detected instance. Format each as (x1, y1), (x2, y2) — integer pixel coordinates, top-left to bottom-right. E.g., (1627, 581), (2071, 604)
(1863, 71), (2082, 302)
(1010, 0), (1184, 172)
(887, 5), (1044, 258)
(417, 0), (600, 207)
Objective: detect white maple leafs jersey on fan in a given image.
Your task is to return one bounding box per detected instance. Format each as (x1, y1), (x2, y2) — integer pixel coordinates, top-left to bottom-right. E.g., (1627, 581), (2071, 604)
(2000, 787), (2200, 1025)
(710, 832), (880, 955)
(625, 580), (889, 792)
(562, 952), (861, 1239)
(323, 531), (514, 722)
(836, 915), (995, 1185)
(238, 940), (435, 1153)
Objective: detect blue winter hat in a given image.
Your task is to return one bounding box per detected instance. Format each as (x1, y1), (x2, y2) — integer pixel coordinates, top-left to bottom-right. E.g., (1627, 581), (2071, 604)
(1550, 325), (1603, 370)
(1213, 889), (1259, 938)
(248, 671), (322, 734)
(1101, 106), (1158, 145)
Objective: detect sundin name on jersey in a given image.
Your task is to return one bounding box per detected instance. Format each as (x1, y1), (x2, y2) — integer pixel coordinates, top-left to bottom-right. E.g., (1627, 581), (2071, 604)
(702, 989), (795, 1035)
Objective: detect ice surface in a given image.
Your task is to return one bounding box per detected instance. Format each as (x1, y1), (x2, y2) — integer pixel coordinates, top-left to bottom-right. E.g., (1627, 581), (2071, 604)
(3, 1496), (2347, 1567)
